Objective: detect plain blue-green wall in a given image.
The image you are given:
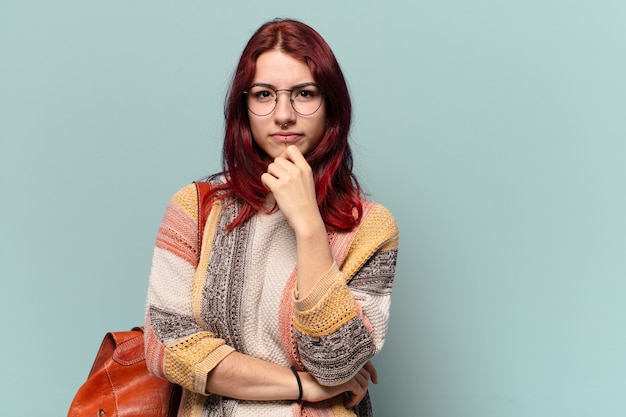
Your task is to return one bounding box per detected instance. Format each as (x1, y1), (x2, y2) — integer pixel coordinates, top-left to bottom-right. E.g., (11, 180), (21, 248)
(1, 1), (625, 416)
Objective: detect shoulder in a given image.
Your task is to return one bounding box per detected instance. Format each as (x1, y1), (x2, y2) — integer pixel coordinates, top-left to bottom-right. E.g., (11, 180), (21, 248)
(168, 177), (227, 218)
(168, 183), (199, 218)
(360, 200), (399, 237)
(335, 200), (398, 276)
(356, 200), (399, 252)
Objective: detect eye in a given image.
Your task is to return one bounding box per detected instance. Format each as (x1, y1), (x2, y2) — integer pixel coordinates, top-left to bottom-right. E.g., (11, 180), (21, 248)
(248, 87), (276, 102)
(255, 90), (273, 99)
(293, 87), (319, 101)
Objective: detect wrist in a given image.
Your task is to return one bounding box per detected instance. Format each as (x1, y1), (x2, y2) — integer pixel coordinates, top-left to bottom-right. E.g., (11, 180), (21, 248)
(298, 372), (345, 404)
(291, 210), (326, 238)
(290, 366), (303, 403)
(298, 372), (315, 403)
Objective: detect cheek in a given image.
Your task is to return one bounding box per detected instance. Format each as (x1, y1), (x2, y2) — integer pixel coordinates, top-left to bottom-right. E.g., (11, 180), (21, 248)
(312, 111), (327, 143)
(248, 116), (264, 143)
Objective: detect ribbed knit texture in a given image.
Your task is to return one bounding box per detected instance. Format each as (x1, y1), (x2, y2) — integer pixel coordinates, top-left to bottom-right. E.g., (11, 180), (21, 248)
(145, 181), (399, 416)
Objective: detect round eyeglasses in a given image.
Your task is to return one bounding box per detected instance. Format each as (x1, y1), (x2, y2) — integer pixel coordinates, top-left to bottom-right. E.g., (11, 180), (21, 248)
(244, 82), (324, 116)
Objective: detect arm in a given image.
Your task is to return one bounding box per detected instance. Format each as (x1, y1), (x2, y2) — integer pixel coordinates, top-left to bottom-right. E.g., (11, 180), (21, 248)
(292, 224), (398, 386)
(261, 146), (399, 386)
(206, 351), (377, 408)
(261, 145), (334, 299)
(144, 184), (235, 393)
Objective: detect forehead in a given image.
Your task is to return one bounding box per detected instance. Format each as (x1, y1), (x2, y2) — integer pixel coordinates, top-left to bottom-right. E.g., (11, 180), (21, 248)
(252, 50), (314, 86)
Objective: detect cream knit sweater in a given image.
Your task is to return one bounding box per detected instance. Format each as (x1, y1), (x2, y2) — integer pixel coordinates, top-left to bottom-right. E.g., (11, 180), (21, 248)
(145, 182), (399, 416)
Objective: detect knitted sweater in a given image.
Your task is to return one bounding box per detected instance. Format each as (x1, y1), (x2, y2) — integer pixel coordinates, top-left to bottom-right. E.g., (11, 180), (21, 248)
(145, 182), (399, 416)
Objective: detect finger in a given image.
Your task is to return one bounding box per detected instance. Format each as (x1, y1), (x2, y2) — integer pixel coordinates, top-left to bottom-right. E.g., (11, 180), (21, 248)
(266, 161), (290, 178)
(363, 361), (378, 384)
(260, 172), (278, 190)
(270, 157), (311, 186)
(270, 157), (297, 173)
(353, 373), (368, 392)
(357, 368), (370, 384)
(343, 384), (366, 409)
(343, 390), (360, 409)
(344, 393), (360, 409)
(284, 145), (309, 167)
(345, 372), (369, 407)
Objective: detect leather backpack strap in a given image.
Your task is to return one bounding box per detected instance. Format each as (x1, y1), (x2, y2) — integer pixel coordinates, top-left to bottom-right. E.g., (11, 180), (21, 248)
(194, 181), (213, 249)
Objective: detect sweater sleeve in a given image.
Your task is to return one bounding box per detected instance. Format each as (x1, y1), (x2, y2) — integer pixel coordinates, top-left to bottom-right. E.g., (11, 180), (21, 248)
(291, 203), (399, 386)
(144, 184), (235, 395)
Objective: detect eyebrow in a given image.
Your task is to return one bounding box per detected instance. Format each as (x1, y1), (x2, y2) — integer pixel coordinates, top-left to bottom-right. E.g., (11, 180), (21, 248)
(248, 82), (318, 90)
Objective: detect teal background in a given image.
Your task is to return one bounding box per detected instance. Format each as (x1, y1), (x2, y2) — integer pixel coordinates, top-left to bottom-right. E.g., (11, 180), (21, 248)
(1, 1), (625, 416)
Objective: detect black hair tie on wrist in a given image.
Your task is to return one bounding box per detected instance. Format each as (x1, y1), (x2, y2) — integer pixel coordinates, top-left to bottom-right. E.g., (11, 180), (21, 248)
(290, 365), (303, 403)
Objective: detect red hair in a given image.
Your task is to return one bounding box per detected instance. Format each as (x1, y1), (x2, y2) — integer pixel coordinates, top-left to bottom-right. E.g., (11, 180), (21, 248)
(209, 18), (362, 232)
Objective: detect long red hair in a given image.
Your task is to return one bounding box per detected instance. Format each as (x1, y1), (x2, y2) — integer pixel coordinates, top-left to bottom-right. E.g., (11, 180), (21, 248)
(208, 18), (362, 232)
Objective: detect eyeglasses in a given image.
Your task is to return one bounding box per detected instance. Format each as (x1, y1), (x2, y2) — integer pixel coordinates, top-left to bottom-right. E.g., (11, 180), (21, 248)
(244, 82), (324, 116)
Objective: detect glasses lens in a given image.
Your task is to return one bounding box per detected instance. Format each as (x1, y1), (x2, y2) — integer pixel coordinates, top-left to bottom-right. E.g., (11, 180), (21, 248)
(291, 85), (323, 115)
(245, 84), (323, 116)
(246, 86), (277, 116)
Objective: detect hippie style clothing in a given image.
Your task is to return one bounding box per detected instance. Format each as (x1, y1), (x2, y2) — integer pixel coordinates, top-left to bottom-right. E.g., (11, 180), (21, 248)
(145, 181), (399, 416)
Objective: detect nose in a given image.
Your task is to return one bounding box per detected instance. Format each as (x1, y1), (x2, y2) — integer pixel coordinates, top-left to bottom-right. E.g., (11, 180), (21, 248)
(274, 90), (295, 126)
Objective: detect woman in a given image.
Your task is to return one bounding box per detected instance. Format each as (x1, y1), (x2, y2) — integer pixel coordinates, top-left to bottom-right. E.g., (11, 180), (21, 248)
(145, 18), (399, 416)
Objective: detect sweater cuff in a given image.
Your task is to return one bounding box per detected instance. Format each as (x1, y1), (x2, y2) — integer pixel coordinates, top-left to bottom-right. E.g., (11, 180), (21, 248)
(193, 344), (236, 395)
(291, 263), (358, 337)
(292, 262), (341, 311)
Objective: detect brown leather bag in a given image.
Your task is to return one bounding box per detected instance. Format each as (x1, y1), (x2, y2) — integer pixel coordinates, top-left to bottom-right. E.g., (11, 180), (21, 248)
(68, 182), (215, 417)
(68, 327), (182, 417)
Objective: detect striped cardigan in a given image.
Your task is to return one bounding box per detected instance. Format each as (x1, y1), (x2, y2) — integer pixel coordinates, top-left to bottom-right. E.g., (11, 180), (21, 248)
(145, 182), (399, 416)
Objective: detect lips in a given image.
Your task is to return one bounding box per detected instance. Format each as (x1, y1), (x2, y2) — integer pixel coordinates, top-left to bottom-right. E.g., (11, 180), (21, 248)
(271, 133), (301, 144)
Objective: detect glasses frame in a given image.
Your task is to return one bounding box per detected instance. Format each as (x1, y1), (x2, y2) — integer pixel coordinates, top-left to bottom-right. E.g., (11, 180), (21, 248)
(243, 82), (324, 116)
